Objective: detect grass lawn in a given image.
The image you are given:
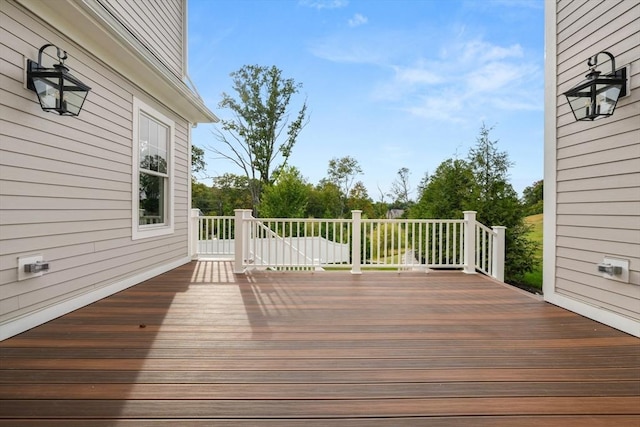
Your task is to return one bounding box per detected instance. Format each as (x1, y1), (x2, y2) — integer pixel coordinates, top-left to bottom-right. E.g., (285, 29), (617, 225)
(522, 213), (543, 291)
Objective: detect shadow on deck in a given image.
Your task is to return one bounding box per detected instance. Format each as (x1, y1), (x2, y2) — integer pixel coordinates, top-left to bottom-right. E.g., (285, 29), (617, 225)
(1, 260), (638, 426)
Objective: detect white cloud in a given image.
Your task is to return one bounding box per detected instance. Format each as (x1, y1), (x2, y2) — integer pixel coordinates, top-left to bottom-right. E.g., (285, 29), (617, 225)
(299, 0), (348, 9)
(466, 62), (526, 92)
(394, 65), (442, 85)
(309, 32), (398, 64)
(457, 39), (523, 64)
(348, 13), (368, 27)
(389, 37), (540, 121)
(310, 26), (542, 123)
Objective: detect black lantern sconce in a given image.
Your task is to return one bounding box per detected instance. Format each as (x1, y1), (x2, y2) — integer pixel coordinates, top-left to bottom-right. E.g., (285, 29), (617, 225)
(563, 51), (627, 122)
(26, 44), (91, 116)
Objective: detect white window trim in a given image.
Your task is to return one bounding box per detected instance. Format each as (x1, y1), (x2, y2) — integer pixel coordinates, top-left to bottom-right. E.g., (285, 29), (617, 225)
(132, 97), (175, 240)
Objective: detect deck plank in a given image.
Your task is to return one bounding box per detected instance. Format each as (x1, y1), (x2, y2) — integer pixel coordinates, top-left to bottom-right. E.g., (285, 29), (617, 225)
(1, 261), (638, 425)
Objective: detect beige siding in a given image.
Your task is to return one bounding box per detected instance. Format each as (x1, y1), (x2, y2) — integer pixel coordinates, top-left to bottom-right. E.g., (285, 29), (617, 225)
(0, 1), (191, 326)
(99, 0), (184, 78)
(554, 0), (640, 322)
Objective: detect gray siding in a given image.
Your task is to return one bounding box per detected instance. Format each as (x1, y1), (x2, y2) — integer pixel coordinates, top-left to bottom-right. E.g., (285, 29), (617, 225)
(0, 1), (190, 326)
(99, 0), (185, 78)
(554, 0), (640, 321)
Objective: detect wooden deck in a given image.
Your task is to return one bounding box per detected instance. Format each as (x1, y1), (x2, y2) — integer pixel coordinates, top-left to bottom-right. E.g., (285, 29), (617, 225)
(1, 260), (638, 426)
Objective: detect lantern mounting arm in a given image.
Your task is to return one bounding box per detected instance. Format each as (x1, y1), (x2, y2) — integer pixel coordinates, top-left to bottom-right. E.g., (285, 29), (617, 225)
(587, 51), (617, 76)
(35, 43), (68, 69)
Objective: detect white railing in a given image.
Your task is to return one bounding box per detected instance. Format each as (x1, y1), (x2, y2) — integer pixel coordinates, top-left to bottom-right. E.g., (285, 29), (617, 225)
(194, 214), (235, 258)
(190, 209), (505, 281)
(476, 222), (506, 281)
(244, 217), (351, 270)
(360, 218), (465, 270)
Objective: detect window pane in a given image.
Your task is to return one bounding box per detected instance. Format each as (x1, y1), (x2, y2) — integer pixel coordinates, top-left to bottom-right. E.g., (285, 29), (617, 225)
(139, 172), (165, 225)
(139, 115), (149, 168)
(157, 125), (167, 173)
(149, 121), (159, 171)
(140, 114), (169, 175)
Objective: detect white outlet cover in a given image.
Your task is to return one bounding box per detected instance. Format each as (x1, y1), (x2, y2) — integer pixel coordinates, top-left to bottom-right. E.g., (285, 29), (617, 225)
(602, 256), (629, 284)
(18, 255), (43, 281)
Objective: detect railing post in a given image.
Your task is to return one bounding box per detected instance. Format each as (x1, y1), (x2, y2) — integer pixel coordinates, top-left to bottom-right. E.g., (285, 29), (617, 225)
(190, 209), (201, 260)
(234, 209), (252, 274)
(351, 210), (362, 275)
(492, 226), (506, 282)
(463, 211), (477, 274)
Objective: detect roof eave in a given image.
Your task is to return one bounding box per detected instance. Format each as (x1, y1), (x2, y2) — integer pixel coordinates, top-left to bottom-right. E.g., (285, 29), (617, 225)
(17, 0), (219, 124)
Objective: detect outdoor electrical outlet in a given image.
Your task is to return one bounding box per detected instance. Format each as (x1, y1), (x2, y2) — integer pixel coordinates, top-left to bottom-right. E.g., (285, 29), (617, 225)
(18, 255), (47, 281)
(599, 257), (629, 284)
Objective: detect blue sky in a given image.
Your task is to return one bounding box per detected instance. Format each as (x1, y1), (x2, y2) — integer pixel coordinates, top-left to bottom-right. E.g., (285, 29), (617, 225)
(188, 0), (545, 199)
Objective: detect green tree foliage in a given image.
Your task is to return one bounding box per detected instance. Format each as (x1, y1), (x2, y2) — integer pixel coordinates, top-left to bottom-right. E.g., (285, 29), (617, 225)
(522, 179), (543, 215)
(211, 173), (252, 215)
(307, 181), (342, 218)
(347, 181), (375, 218)
(211, 65), (308, 213)
(259, 167), (310, 218)
(192, 181), (216, 214)
(192, 173), (252, 216)
(191, 145), (206, 177)
(410, 159), (475, 219)
(326, 156), (363, 216)
(466, 125), (537, 283)
(409, 124), (537, 284)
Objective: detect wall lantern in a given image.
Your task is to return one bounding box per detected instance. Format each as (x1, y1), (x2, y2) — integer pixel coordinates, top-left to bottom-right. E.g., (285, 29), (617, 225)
(26, 44), (91, 116)
(563, 51), (627, 122)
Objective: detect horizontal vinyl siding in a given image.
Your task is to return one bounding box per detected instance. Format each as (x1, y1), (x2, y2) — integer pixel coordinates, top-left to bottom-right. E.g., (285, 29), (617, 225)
(554, 0), (640, 322)
(0, 1), (191, 327)
(99, 0), (184, 78)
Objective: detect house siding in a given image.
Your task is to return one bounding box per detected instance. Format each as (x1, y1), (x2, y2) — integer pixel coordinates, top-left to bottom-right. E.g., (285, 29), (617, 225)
(0, 0), (192, 336)
(549, 0), (640, 334)
(98, 0), (185, 78)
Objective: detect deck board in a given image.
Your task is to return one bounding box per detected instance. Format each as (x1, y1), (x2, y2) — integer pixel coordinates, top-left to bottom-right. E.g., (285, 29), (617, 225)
(1, 260), (639, 425)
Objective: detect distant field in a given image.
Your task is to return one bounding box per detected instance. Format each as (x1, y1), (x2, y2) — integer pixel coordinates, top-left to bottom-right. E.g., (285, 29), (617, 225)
(522, 214), (543, 291)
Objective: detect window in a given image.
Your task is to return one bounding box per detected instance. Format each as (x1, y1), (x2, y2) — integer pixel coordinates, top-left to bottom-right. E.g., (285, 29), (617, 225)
(132, 97), (175, 239)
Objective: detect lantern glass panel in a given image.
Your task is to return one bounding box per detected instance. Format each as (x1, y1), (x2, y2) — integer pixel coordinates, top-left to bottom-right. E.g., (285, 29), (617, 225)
(63, 89), (87, 116)
(595, 84), (621, 117)
(567, 93), (589, 121)
(33, 77), (61, 110)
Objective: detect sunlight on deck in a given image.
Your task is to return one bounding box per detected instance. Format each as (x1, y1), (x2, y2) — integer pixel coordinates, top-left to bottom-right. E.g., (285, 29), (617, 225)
(190, 260), (236, 283)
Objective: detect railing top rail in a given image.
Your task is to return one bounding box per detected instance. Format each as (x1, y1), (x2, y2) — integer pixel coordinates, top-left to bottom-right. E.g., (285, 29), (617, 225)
(361, 218), (465, 224)
(198, 216), (234, 220)
(248, 217), (351, 223)
(475, 222), (497, 235)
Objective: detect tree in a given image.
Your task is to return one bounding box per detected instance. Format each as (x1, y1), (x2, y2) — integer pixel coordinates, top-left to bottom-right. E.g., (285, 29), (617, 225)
(409, 159), (475, 219)
(389, 167), (412, 209)
(347, 181), (375, 218)
(307, 181), (342, 218)
(410, 124), (537, 284)
(192, 181), (216, 214)
(259, 167), (310, 218)
(211, 65), (308, 214)
(211, 173), (253, 215)
(465, 124), (536, 283)
(191, 145), (206, 176)
(326, 156), (363, 216)
(522, 179), (543, 215)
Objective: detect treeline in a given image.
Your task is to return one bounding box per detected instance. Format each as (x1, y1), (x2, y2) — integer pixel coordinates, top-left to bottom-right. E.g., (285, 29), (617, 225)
(192, 124), (543, 284)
